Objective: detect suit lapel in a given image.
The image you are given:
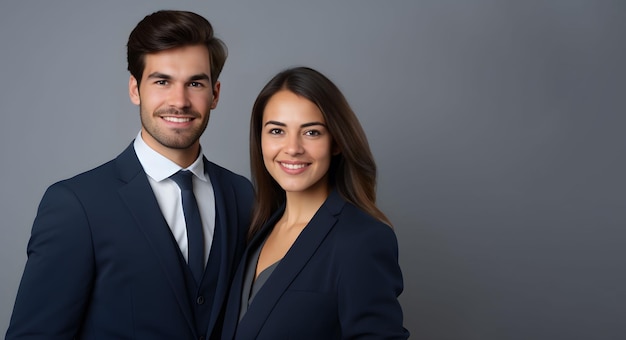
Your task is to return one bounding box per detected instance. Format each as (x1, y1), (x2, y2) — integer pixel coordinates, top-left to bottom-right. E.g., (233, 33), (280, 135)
(222, 203), (276, 339)
(222, 234), (257, 339)
(236, 191), (345, 339)
(204, 160), (239, 334)
(221, 237), (253, 339)
(115, 144), (196, 334)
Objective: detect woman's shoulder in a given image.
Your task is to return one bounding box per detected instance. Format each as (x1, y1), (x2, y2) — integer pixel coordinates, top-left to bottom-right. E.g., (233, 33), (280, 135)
(333, 201), (396, 242)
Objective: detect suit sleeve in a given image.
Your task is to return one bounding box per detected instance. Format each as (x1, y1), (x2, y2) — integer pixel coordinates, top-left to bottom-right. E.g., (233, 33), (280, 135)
(6, 182), (95, 339)
(337, 224), (410, 339)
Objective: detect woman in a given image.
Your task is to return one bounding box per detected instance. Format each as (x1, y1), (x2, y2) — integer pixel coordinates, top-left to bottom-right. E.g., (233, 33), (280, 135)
(221, 67), (409, 339)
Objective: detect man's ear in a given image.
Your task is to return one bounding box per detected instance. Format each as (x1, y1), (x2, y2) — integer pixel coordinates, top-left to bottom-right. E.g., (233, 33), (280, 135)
(129, 75), (140, 105)
(210, 81), (221, 109)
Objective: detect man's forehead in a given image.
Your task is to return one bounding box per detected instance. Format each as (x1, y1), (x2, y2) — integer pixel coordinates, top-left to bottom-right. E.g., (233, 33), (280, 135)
(142, 55), (211, 80)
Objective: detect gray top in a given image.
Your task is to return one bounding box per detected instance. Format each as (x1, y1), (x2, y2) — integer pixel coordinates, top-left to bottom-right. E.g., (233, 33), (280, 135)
(239, 237), (281, 321)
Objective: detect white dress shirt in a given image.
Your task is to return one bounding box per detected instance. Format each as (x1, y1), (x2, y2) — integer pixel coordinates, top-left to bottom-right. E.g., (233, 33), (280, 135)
(133, 131), (215, 267)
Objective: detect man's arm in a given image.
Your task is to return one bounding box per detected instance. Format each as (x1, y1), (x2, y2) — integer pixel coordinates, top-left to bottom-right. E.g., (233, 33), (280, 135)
(6, 182), (95, 339)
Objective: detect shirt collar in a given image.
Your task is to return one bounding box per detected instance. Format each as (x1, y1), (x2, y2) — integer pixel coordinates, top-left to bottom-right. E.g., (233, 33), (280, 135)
(133, 131), (207, 182)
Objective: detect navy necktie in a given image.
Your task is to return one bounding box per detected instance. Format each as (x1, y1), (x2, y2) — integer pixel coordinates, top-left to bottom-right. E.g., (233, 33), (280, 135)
(170, 170), (205, 284)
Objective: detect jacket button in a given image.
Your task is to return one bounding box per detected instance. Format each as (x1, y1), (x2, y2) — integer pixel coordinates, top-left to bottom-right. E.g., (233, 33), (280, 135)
(197, 296), (205, 305)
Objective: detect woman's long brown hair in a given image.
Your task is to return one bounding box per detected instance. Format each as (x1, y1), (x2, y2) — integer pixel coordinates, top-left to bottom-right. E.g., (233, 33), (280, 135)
(248, 67), (391, 239)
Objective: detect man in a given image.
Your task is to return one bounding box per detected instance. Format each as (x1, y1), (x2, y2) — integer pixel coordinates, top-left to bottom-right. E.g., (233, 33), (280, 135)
(6, 10), (253, 339)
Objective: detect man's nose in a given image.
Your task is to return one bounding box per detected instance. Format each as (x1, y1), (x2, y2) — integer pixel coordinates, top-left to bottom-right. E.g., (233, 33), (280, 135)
(168, 84), (191, 109)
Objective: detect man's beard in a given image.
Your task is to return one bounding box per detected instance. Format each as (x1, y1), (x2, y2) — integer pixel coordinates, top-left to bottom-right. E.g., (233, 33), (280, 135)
(140, 106), (210, 150)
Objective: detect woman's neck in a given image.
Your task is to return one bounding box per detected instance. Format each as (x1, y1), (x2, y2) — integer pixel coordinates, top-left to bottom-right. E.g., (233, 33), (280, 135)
(280, 186), (329, 230)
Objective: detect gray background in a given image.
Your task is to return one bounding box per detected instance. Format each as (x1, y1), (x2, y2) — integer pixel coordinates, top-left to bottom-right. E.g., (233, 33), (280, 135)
(1, 1), (624, 339)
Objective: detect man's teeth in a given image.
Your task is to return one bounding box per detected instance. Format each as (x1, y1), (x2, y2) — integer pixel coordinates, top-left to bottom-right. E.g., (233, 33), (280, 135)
(163, 116), (191, 123)
(281, 163), (307, 170)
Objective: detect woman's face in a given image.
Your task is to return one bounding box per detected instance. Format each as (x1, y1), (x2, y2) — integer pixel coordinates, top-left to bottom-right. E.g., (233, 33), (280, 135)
(261, 90), (335, 196)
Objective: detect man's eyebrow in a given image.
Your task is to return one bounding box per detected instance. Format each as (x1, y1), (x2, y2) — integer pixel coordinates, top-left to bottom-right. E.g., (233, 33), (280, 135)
(189, 73), (211, 82)
(146, 72), (171, 80)
(145, 73), (211, 82)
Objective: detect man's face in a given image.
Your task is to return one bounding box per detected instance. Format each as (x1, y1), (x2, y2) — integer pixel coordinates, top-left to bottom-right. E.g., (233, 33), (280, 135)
(129, 44), (220, 163)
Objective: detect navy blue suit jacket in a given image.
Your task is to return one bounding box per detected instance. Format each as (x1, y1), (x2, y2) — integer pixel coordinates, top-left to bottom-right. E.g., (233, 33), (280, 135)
(6, 143), (254, 339)
(221, 190), (409, 339)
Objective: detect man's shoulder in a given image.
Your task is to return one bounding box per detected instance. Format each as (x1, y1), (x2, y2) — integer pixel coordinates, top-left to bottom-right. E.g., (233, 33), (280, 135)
(53, 145), (137, 190)
(53, 158), (118, 188)
(204, 160), (251, 186)
(204, 160), (254, 209)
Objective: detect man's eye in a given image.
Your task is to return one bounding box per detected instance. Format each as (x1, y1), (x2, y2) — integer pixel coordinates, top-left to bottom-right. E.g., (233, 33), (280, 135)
(189, 82), (203, 87)
(155, 80), (168, 85)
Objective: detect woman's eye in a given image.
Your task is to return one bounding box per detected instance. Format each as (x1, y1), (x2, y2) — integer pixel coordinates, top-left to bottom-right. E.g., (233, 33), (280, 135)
(304, 130), (321, 136)
(269, 128), (283, 135)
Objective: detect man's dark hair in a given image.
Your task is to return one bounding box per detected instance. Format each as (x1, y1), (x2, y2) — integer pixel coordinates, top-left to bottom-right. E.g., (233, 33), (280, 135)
(127, 10), (227, 87)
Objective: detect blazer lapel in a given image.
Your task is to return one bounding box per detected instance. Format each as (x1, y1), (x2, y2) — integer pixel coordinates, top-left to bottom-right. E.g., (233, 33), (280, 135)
(236, 191), (346, 339)
(204, 160), (241, 334)
(222, 202), (277, 340)
(115, 144), (196, 334)
(221, 236), (255, 339)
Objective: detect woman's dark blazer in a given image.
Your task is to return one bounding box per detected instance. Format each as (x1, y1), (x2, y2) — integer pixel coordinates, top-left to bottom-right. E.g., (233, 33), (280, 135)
(221, 190), (409, 339)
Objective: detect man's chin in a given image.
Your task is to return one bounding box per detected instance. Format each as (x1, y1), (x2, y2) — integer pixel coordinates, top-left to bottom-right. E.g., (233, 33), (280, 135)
(161, 140), (198, 150)
(153, 134), (199, 150)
